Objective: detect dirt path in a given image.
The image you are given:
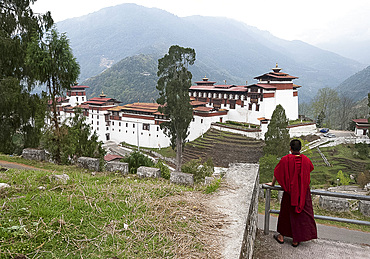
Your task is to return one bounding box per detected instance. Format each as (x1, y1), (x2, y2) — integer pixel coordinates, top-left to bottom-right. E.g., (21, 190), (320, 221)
(0, 160), (45, 171)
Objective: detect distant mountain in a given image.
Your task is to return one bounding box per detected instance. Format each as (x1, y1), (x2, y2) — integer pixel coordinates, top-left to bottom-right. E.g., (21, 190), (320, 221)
(336, 65), (370, 101)
(57, 3), (365, 103)
(83, 54), (159, 104)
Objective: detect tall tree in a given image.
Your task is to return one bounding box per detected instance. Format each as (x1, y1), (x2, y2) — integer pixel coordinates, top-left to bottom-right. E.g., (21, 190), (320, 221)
(337, 94), (355, 130)
(311, 88), (340, 128)
(156, 45), (196, 171)
(26, 29), (80, 163)
(0, 0), (53, 153)
(264, 104), (290, 157)
(316, 110), (326, 128)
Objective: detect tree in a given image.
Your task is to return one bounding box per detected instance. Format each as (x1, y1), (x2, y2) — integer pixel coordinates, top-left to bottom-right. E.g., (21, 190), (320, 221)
(0, 0), (53, 153)
(264, 104), (290, 157)
(26, 29), (80, 163)
(156, 45), (196, 171)
(337, 94), (355, 130)
(311, 88), (340, 128)
(316, 110), (325, 128)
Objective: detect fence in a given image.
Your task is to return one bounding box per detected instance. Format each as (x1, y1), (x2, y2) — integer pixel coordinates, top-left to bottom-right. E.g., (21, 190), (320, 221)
(261, 184), (370, 235)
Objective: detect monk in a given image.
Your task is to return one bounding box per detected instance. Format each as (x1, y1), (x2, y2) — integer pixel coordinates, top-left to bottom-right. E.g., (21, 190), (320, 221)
(266, 139), (317, 247)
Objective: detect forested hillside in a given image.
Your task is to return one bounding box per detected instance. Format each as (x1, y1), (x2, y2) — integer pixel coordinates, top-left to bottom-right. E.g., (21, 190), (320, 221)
(83, 54), (159, 104)
(336, 65), (370, 101)
(57, 3), (365, 103)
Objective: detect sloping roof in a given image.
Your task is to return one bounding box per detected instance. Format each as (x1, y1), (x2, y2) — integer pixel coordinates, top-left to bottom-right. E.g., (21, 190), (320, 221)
(254, 72), (298, 80)
(70, 85), (89, 89)
(104, 154), (123, 162)
(353, 119), (369, 124)
(194, 106), (214, 112)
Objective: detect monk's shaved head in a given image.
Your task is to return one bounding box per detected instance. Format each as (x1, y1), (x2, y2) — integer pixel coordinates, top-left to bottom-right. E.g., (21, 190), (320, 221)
(290, 139), (301, 151)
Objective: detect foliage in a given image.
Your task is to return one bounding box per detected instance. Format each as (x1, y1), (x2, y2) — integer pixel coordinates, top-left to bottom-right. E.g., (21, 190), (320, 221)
(336, 170), (350, 185)
(155, 159), (171, 180)
(354, 142), (369, 160)
(357, 171), (370, 188)
(263, 105), (290, 157)
(368, 93), (370, 138)
(26, 28), (80, 163)
(204, 178), (221, 194)
(156, 45), (196, 171)
(84, 54), (159, 104)
(311, 88), (340, 128)
(123, 151), (155, 174)
(258, 154), (279, 183)
(317, 110), (326, 128)
(181, 158), (214, 183)
(0, 1), (53, 154)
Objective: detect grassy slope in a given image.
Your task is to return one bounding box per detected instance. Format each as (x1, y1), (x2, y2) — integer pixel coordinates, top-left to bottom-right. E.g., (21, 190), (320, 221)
(0, 155), (221, 258)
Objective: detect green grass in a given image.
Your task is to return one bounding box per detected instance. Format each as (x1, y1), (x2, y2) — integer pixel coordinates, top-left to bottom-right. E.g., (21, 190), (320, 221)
(0, 155), (221, 258)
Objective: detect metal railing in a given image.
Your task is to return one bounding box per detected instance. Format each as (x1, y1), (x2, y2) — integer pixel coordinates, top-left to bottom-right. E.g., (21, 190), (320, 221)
(261, 184), (370, 235)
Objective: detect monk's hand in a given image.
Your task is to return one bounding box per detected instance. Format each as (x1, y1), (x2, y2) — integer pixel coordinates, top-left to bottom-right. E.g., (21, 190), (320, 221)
(265, 182), (274, 186)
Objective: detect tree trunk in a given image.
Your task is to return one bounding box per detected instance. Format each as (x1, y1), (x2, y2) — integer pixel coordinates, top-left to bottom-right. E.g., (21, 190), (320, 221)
(176, 137), (182, 171)
(49, 79), (61, 164)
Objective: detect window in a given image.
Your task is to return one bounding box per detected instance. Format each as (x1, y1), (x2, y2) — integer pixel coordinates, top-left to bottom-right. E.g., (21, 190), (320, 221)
(220, 117), (223, 123)
(119, 122), (121, 127)
(143, 124), (150, 130)
(133, 124), (135, 128)
(82, 97), (84, 101)
(97, 121), (99, 125)
(256, 104), (260, 111)
(157, 126), (159, 131)
(106, 127), (108, 131)
(249, 103), (252, 110)
(112, 122), (114, 126)
(201, 119), (203, 123)
(97, 115), (99, 119)
(76, 97), (78, 101)
(97, 127), (99, 131)
(192, 118), (195, 122)
(91, 114), (93, 118)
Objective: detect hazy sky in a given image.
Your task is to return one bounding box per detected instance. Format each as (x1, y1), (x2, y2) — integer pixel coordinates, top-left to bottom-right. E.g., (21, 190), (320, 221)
(33, 0), (370, 45)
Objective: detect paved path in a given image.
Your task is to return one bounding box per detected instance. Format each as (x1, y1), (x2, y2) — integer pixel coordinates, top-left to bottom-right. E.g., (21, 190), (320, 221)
(255, 213), (370, 259)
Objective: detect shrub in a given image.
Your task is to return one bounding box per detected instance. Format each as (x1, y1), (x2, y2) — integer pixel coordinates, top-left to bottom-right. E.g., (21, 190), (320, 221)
(155, 159), (171, 180)
(337, 170), (350, 186)
(181, 158), (214, 183)
(258, 154), (279, 183)
(354, 143), (369, 160)
(357, 171), (370, 188)
(122, 151), (154, 174)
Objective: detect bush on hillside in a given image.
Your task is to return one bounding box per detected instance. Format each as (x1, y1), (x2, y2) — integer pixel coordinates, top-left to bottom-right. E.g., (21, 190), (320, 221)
(181, 158), (214, 183)
(122, 151), (154, 174)
(258, 154), (279, 183)
(155, 159), (171, 180)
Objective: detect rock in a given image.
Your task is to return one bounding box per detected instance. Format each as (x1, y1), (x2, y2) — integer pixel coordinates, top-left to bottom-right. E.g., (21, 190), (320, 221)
(359, 200), (370, 217)
(204, 176), (215, 185)
(38, 186), (46, 190)
(137, 166), (161, 178)
(49, 174), (70, 184)
(319, 195), (349, 212)
(22, 148), (45, 161)
(77, 157), (100, 171)
(106, 161), (129, 175)
(170, 171), (194, 186)
(0, 183), (10, 189)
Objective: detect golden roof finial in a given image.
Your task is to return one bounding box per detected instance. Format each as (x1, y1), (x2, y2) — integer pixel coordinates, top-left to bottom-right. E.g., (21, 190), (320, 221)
(100, 90), (106, 98)
(276, 63), (278, 68)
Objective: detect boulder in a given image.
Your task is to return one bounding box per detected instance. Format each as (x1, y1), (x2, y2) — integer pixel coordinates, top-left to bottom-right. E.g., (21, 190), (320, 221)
(170, 171), (194, 186)
(137, 166), (161, 178)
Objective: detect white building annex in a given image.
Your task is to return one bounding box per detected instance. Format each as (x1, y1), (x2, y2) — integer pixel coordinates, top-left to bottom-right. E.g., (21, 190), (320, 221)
(56, 65), (313, 148)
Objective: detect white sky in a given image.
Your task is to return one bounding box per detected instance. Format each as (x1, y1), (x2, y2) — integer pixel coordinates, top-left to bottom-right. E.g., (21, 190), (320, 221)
(32, 0), (370, 45)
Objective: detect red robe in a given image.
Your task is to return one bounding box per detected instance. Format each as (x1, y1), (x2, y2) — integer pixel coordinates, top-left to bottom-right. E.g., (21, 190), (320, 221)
(274, 153), (317, 242)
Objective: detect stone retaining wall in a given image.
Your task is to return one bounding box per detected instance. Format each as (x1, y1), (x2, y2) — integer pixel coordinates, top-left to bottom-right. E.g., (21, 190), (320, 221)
(239, 168), (259, 259)
(319, 196), (349, 212)
(170, 171), (194, 186)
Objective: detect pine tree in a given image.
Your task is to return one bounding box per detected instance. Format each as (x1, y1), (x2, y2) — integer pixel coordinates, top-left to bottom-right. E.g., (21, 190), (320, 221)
(156, 45), (196, 171)
(0, 0), (53, 153)
(26, 29), (80, 163)
(264, 105), (290, 157)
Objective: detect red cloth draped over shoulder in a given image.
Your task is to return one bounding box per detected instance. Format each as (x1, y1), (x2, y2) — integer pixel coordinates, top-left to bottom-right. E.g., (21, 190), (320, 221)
(274, 154), (314, 213)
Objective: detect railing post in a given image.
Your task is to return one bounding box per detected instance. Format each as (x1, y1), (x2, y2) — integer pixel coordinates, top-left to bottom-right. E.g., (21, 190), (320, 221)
(264, 187), (271, 235)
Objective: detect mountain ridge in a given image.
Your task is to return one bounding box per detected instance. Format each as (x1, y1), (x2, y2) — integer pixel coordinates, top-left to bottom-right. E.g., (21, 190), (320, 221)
(57, 3), (365, 102)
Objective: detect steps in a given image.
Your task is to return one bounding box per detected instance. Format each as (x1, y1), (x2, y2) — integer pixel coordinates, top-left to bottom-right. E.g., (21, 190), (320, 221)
(182, 128), (264, 167)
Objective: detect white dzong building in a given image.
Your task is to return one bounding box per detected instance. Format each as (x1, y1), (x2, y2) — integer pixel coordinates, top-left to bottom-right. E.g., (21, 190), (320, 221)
(54, 65), (313, 148)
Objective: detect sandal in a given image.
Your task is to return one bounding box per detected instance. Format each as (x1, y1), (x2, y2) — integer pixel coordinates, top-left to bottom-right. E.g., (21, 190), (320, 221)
(292, 242), (300, 247)
(273, 234), (284, 244)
